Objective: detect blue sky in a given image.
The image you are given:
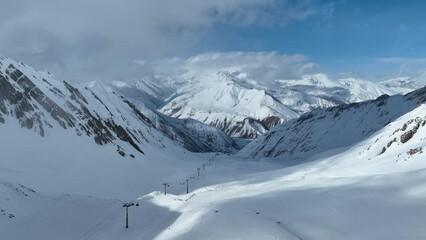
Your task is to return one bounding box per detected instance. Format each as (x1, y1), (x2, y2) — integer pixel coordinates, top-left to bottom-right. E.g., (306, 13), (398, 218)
(195, 0), (426, 79)
(0, 0), (425, 82)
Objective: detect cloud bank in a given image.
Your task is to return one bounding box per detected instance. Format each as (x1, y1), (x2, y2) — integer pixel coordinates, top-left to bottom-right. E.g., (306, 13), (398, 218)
(140, 52), (318, 82)
(0, 0), (325, 82)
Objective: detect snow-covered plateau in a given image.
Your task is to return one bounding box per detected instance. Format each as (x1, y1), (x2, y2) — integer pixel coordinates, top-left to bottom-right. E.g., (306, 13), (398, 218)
(1, 56), (426, 239)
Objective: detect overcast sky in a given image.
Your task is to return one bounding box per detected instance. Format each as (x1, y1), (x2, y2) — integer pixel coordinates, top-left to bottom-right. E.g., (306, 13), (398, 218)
(0, 0), (425, 82)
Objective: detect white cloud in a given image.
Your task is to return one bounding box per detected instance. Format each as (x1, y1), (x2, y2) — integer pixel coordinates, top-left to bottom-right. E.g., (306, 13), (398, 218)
(139, 52), (318, 82)
(0, 0), (326, 82)
(372, 57), (426, 77)
(374, 57), (426, 64)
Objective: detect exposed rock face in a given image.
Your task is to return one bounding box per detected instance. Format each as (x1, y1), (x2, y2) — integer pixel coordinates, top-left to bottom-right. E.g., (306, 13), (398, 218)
(0, 62), (144, 154)
(407, 147), (423, 155)
(261, 116), (282, 130)
(0, 65), (75, 136)
(401, 130), (414, 144)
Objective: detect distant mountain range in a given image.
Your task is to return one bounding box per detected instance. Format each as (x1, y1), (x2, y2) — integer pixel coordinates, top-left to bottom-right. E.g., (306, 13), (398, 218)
(112, 67), (423, 139)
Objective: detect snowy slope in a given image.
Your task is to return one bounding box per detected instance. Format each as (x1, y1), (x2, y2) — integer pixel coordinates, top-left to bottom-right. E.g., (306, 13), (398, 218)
(85, 81), (238, 153)
(0, 55), (242, 198)
(239, 86), (426, 161)
(23, 103), (423, 240)
(379, 76), (426, 90)
(0, 180), (124, 240)
(137, 103), (426, 240)
(0, 57), (213, 199)
(3, 103), (426, 239)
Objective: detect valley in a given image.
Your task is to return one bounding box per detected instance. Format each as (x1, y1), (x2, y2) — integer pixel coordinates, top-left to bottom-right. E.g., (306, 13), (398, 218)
(1, 56), (426, 239)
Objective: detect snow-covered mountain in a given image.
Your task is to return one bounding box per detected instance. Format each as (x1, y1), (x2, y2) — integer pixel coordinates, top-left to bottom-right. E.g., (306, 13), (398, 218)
(379, 76), (426, 90)
(114, 67), (419, 139)
(4, 92), (426, 239)
(2, 55), (426, 240)
(143, 101), (426, 240)
(275, 73), (417, 111)
(0, 55), (242, 202)
(239, 85), (426, 161)
(0, 56), (237, 155)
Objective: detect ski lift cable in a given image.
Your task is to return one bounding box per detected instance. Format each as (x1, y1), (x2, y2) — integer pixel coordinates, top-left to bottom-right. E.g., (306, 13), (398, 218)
(73, 207), (122, 240)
